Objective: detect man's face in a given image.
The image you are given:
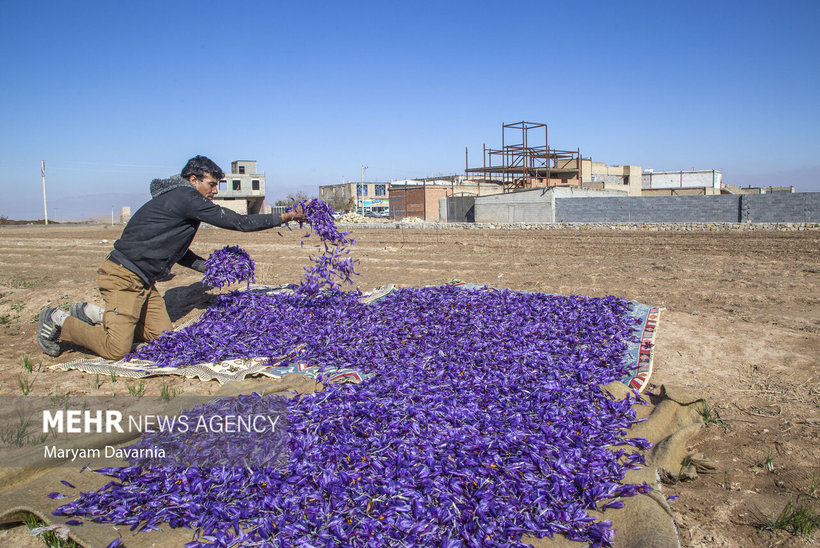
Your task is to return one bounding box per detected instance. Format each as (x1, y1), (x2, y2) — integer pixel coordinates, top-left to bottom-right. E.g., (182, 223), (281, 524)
(190, 173), (219, 200)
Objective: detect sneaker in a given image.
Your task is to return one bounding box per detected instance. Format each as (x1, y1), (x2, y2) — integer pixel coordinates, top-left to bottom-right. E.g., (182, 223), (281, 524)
(37, 308), (62, 357)
(70, 302), (97, 326)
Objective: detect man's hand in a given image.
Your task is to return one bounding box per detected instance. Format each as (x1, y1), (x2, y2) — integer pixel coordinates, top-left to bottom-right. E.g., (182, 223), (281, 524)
(281, 204), (307, 223)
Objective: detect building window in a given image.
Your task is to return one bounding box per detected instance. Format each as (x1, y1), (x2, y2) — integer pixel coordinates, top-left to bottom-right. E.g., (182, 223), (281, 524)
(375, 184), (386, 196)
(233, 180), (241, 191)
(238, 166), (245, 174)
(219, 180), (227, 191)
(252, 180), (260, 191)
(357, 184), (368, 196)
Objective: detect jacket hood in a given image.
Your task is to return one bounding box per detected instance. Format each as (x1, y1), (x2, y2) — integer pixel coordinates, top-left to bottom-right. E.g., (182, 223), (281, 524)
(150, 175), (191, 198)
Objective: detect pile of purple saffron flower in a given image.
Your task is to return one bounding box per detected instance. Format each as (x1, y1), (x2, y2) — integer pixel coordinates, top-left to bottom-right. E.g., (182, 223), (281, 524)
(289, 199), (357, 296)
(58, 287), (652, 547)
(202, 245), (256, 288)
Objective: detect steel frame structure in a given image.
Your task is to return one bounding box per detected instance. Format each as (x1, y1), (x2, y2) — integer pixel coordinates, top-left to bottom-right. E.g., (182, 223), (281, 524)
(465, 121), (582, 192)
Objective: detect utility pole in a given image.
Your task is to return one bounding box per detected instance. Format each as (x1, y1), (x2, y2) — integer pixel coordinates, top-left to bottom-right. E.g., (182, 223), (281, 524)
(41, 161), (48, 225)
(360, 164), (368, 216)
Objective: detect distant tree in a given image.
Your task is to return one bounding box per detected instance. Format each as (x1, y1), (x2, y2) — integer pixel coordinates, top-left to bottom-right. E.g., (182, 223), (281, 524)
(273, 191), (315, 206)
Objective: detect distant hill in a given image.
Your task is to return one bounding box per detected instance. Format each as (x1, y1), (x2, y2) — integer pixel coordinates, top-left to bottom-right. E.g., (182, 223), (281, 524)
(0, 217), (51, 225)
(0, 216), (110, 225)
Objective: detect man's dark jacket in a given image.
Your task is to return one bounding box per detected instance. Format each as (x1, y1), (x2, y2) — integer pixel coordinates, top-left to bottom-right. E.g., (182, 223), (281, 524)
(110, 175), (283, 285)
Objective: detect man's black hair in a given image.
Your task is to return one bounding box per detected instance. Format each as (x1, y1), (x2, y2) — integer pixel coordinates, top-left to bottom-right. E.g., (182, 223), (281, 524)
(181, 155), (225, 181)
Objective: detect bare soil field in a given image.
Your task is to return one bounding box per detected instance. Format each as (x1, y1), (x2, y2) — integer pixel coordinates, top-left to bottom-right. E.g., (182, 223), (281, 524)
(0, 224), (818, 547)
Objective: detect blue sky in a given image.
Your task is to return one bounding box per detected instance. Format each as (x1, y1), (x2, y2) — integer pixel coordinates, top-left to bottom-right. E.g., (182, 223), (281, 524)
(1, 0), (818, 220)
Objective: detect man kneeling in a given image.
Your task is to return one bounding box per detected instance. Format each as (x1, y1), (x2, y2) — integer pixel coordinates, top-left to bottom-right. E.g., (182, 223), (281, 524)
(36, 155), (304, 360)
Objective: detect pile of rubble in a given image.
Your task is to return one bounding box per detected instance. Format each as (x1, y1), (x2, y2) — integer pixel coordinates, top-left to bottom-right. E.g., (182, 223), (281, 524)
(335, 212), (369, 224)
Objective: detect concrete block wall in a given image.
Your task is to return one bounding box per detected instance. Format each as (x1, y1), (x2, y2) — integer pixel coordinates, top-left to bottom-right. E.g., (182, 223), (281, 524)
(744, 192), (820, 223)
(474, 188), (554, 223)
(599, 175), (627, 185)
(449, 188), (819, 224)
(556, 195), (738, 223)
(477, 202), (554, 223)
(446, 196), (476, 222)
(472, 187), (626, 224)
(555, 193), (820, 223)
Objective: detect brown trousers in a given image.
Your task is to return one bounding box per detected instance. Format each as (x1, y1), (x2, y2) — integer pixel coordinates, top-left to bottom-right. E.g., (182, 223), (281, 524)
(60, 259), (172, 360)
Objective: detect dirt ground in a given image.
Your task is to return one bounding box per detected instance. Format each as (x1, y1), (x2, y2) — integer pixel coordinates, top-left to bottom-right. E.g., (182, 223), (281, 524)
(0, 224), (818, 547)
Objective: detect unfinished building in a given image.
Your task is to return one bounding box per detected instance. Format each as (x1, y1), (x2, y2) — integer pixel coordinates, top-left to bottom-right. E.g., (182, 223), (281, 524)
(465, 121), (642, 196)
(213, 160), (266, 215)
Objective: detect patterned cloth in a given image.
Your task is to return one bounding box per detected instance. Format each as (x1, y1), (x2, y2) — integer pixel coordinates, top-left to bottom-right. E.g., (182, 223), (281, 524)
(49, 347), (367, 385)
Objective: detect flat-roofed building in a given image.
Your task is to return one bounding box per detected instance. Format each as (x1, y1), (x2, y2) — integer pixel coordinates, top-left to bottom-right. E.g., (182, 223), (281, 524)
(641, 169), (722, 195)
(319, 181), (390, 214)
(213, 160), (266, 214)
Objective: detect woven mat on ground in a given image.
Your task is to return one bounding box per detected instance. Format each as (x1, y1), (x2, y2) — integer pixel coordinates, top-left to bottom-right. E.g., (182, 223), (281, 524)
(48, 284), (397, 385)
(0, 379), (709, 548)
